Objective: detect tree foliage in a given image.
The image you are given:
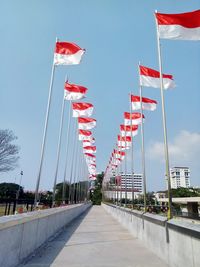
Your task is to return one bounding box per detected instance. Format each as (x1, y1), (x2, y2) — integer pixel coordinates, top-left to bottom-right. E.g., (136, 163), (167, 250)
(0, 130), (19, 172)
(0, 182), (23, 199)
(171, 187), (200, 198)
(90, 173), (103, 205)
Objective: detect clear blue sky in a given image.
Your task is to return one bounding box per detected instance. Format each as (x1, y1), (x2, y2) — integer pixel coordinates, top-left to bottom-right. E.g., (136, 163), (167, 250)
(0, 0), (200, 192)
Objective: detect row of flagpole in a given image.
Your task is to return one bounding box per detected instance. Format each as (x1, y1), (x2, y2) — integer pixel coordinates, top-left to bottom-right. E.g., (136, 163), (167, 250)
(34, 39), (97, 207)
(103, 9), (200, 219)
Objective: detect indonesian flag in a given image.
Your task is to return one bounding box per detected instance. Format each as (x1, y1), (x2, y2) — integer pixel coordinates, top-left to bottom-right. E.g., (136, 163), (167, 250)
(131, 95), (157, 111)
(155, 10), (200, 40)
(72, 103), (94, 117)
(54, 41), (85, 65)
(139, 65), (175, 89)
(117, 135), (132, 147)
(82, 140), (94, 147)
(83, 146), (96, 154)
(64, 82), (87, 100)
(78, 130), (92, 140)
(120, 125), (138, 137)
(78, 117), (96, 130)
(124, 112), (145, 126)
(86, 157), (96, 164)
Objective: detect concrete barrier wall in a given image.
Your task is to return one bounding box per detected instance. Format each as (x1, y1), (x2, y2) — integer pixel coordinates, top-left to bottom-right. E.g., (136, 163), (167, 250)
(102, 203), (200, 267)
(0, 203), (91, 267)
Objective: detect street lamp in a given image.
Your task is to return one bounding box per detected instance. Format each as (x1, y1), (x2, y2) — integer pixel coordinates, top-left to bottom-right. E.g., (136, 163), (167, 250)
(16, 170), (23, 201)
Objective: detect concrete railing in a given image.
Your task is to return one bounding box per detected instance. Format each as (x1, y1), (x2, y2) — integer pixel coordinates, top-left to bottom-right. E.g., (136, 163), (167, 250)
(0, 203), (91, 267)
(102, 203), (200, 267)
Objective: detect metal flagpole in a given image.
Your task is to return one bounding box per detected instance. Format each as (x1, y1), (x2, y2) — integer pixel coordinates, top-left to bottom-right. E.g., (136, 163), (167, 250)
(68, 119), (76, 204)
(138, 63), (147, 212)
(129, 93), (135, 209)
(52, 91), (65, 206)
(34, 39), (57, 207)
(70, 120), (79, 204)
(62, 101), (72, 204)
(155, 11), (172, 219)
(124, 129), (127, 207)
(119, 137), (123, 206)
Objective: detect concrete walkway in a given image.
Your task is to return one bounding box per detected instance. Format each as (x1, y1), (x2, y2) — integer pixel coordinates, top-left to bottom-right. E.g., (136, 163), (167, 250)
(21, 206), (168, 267)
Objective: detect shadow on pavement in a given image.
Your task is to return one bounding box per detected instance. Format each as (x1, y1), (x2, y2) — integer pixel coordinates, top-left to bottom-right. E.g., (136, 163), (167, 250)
(20, 206), (92, 267)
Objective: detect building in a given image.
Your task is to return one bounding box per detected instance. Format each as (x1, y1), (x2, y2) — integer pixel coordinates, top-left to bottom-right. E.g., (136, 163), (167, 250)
(114, 173), (143, 197)
(170, 167), (190, 189)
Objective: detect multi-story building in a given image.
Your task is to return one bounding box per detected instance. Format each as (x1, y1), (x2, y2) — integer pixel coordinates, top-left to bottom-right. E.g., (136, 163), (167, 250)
(170, 167), (190, 189)
(119, 173), (143, 194)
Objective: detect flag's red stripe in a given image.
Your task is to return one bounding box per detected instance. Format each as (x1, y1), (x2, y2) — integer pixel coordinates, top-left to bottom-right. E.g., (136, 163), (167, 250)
(131, 95), (157, 104)
(124, 112), (145, 119)
(55, 42), (84, 55)
(79, 130), (92, 136)
(78, 117), (96, 123)
(72, 102), (93, 110)
(65, 82), (87, 94)
(120, 125), (138, 131)
(140, 65), (173, 79)
(156, 10), (200, 28)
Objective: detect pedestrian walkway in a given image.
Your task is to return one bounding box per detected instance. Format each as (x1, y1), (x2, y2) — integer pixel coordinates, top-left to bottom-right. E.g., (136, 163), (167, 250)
(21, 206), (168, 267)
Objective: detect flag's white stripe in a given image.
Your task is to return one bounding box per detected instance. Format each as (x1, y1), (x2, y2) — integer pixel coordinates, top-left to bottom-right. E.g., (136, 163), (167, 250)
(124, 118), (143, 125)
(79, 135), (92, 141)
(117, 141), (132, 147)
(78, 121), (96, 130)
(84, 149), (96, 153)
(121, 130), (138, 137)
(82, 141), (93, 146)
(140, 75), (175, 89)
(64, 91), (85, 100)
(72, 107), (93, 117)
(54, 50), (85, 65)
(158, 24), (200, 40)
(131, 102), (156, 111)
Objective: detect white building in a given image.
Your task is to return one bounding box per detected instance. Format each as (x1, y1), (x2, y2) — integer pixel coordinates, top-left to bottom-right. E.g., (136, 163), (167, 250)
(120, 173), (143, 194)
(170, 167), (190, 189)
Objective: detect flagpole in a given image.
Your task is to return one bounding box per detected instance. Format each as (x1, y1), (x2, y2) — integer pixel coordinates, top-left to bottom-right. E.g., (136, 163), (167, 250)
(138, 63), (147, 212)
(52, 90), (66, 206)
(119, 137), (123, 206)
(71, 120), (79, 204)
(129, 93), (135, 209)
(155, 11), (172, 219)
(124, 129), (127, 207)
(68, 119), (76, 204)
(34, 39), (57, 207)
(62, 101), (72, 204)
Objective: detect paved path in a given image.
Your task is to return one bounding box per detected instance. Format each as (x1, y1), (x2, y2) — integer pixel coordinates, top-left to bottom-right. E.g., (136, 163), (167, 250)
(21, 206), (168, 267)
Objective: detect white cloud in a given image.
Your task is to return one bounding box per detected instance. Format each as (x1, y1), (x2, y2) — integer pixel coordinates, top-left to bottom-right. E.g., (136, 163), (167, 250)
(147, 130), (200, 168)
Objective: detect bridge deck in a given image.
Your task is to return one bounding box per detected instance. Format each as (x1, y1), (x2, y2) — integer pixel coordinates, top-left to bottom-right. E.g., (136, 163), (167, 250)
(21, 206), (168, 267)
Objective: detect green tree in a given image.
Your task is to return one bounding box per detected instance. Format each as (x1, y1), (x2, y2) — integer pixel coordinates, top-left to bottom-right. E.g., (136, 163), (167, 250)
(90, 173), (103, 205)
(171, 187), (200, 198)
(0, 182), (23, 199)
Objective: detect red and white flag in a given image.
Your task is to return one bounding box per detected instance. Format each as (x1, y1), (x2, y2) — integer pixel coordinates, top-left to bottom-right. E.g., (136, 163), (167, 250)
(83, 146), (96, 154)
(64, 82), (87, 100)
(131, 95), (157, 111)
(82, 140), (94, 147)
(78, 117), (96, 130)
(124, 112), (145, 126)
(78, 130), (92, 140)
(155, 10), (200, 40)
(120, 125), (138, 137)
(72, 102), (94, 117)
(84, 153), (96, 158)
(117, 135), (132, 148)
(139, 65), (175, 89)
(54, 41), (85, 65)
